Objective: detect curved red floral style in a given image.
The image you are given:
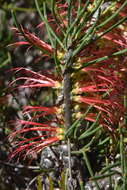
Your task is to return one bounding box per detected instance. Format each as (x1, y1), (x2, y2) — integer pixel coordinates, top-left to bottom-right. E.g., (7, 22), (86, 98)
(11, 27), (54, 54)
(9, 116), (64, 160)
(9, 68), (60, 89)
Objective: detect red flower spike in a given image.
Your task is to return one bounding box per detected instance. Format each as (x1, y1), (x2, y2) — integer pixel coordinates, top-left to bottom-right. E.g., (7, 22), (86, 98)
(73, 58), (127, 129)
(9, 1), (127, 160)
(9, 136), (61, 160)
(9, 119), (64, 160)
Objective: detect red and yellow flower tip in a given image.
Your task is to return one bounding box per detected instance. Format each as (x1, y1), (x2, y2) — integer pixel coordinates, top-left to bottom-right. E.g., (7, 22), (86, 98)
(22, 105), (63, 122)
(9, 120), (64, 160)
(23, 105), (57, 115)
(9, 67), (61, 89)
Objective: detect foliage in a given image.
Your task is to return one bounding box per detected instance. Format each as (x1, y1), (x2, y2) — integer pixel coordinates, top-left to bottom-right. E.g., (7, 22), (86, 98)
(1, 0), (127, 189)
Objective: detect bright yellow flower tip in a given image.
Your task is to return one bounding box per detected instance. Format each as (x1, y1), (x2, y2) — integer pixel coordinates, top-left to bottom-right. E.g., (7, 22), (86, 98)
(57, 51), (65, 61)
(57, 128), (65, 140)
(55, 81), (62, 89)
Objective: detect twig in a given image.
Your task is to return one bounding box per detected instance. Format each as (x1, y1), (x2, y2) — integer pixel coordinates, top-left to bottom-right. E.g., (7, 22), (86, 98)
(63, 1), (74, 188)
(0, 160), (40, 170)
(63, 48), (73, 189)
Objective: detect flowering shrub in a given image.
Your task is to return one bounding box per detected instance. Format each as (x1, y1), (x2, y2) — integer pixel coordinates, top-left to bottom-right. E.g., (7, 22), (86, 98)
(9, 0), (127, 188)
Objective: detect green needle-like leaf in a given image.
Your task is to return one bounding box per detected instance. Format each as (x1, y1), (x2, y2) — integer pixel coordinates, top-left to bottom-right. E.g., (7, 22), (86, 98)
(96, 16), (127, 41)
(77, 48), (127, 70)
(79, 125), (102, 140)
(35, 0), (65, 50)
(73, 8), (101, 57)
(65, 106), (92, 138)
(65, 0), (90, 45)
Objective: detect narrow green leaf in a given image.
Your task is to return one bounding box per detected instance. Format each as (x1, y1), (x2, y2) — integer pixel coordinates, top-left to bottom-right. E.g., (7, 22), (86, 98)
(59, 171), (66, 190)
(79, 125), (102, 140)
(83, 136), (95, 149)
(82, 151), (101, 190)
(53, 40), (62, 74)
(119, 124), (127, 188)
(73, 8), (101, 57)
(101, 162), (120, 174)
(65, 0), (90, 45)
(11, 10), (21, 29)
(77, 48), (127, 70)
(49, 176), (54, 190)
(42, 1), (55, 48)
(98, 137), (110, 146)
(96, 16), (127, 41)
(65, 106), (93, 137)
(65, 117), (82, 138)
(0, 52), (11, 68)
(87, 0), (103, 20)
(51, 0), (65, 36)
(91, 171), (119, 180)
(35, 0), (65, 50)
(79, 180), (85, 190)
(124, 95), (127, 125)
(37, 175), (43, 190)
(68, 0), (103, 44)
(78, 113), (101, 140)
(67, 0), (73, 27)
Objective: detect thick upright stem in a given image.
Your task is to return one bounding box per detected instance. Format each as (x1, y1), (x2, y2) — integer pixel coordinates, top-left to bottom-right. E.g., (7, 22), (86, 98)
(63, 50), (73, 189)
(64, 1), (74, 188)
(63, 70), (72, 128)
(63, 48), (73, 128)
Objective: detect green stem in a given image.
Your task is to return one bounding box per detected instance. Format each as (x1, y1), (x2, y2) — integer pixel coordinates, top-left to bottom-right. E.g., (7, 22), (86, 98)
(2, 5), (37, 12)
(82, 151), (101, 190)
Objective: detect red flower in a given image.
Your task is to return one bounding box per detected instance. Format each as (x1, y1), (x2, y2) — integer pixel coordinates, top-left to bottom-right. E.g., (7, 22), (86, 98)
(9, 67), (63, 160)
(11, 27), (53, 54)
(73, 64), (126, 132)
(9, 68), (60, 89)
(9, 119), (64, 160)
